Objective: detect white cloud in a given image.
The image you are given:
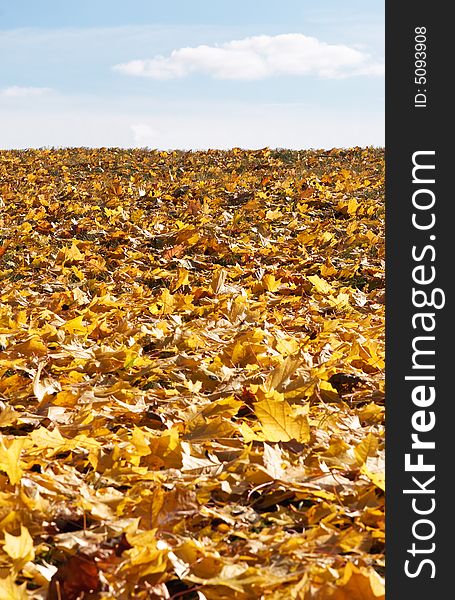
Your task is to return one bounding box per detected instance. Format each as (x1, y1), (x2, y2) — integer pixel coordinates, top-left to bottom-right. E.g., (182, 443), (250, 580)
(113, 33), (383, 80)
(0, 86), (53, 98)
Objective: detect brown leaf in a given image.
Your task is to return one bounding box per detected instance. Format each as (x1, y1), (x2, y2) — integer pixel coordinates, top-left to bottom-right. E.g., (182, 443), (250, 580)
(47, 554), (101, 600)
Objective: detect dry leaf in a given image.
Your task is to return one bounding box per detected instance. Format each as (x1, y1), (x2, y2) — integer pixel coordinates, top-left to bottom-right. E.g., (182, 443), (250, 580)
(254, 399), (310, 442)
(48, 554), (101, 600)
(2, 526), (35, 570)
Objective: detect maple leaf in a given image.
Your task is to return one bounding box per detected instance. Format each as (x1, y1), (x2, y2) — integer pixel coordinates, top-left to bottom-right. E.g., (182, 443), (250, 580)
(2, 526), (35, 570)
(264, 356), (301, 392)
(0, 575), (28, 600)
(0, 438), (24, 485)
(308, 274), (333, 294)
(254, 399), (310, 443)
(330, 563), (384, 600)
(262, 273), (281, 292)
(354, 432), (378, 466)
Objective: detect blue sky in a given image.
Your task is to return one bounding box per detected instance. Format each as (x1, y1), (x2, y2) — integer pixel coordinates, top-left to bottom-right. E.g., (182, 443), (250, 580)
(0, 0), (384, 149)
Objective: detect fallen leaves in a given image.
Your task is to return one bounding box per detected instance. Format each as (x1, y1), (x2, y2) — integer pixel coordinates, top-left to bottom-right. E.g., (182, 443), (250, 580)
(0, 575), (28, 600)
(0, 437), (24, 485)
(47, 554), (101, 600)
(254, 398), (310, 443)
(2, 526), (35, 570)
(308, 274), (334, 295)
(0, 147), (384, 598)
(319, 562), (385, 600)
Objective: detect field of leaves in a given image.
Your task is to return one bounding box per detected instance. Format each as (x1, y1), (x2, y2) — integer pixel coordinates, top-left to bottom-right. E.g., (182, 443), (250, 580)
(0, 147), (384, 599)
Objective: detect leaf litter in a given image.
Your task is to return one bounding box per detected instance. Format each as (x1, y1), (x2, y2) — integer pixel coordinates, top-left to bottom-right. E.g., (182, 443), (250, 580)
(0, 147), (384, 599)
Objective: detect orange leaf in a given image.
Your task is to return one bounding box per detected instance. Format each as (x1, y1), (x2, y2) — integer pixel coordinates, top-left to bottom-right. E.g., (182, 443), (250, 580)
(0, 240), (11, 259)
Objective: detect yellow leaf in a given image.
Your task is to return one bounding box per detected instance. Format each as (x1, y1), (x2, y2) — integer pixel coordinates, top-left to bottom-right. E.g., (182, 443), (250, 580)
(354, 433), (378, 466)
(19, 222), (33, 234)
(9, 337), (47, 358)
(124, 530), (169, 577)
(327, 292), (351, 309)
(0, 438), (24, 485)
(319, 380), (340, 402)
(131, 426), (152, 457)
(230, 339), (265, 366)
(32, 363), (61, 403)
(321, 231), (334, 244)
(361, 465), (385, 491)
(104, 205), (123, 218)
(347, 198), (359, 215)
(184, 378), (203, 393)
(30, 426), (75, 457)
(147, 427), (182, 469)
(0, 406), (18, 428)
(67, 370), (85, 383)
(264, 356), (300, 392)
(308, 274), (333, 294)
(275, 337), (299, 356)
(337, 528), (369, 553)
(320, 258), (337, 277)
(62, 314), (86, 334)
(3, 526), (35, 566)
(71, 265), (85, 280)
(184, 417), (237, 441)
(173, 539), (223, 578)
(254, 399), (310, 442)
(171, 267), (190, 292)
(211, 269), (227, 294)
(262, 274), (281, 292)
(265, 209), (282, 220)
(64, 242), (85, 262)
(202, 397), (243, 419)
(296, 488), (337, 502)
(332, 563), (384, 600)
(240, 421), (264, 442)
(0, 574), (28, 600)
(160, 288), (175, 314)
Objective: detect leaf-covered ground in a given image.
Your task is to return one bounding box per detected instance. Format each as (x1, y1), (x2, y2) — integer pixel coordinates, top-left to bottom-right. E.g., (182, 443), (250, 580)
(0, 147), (384, 599)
